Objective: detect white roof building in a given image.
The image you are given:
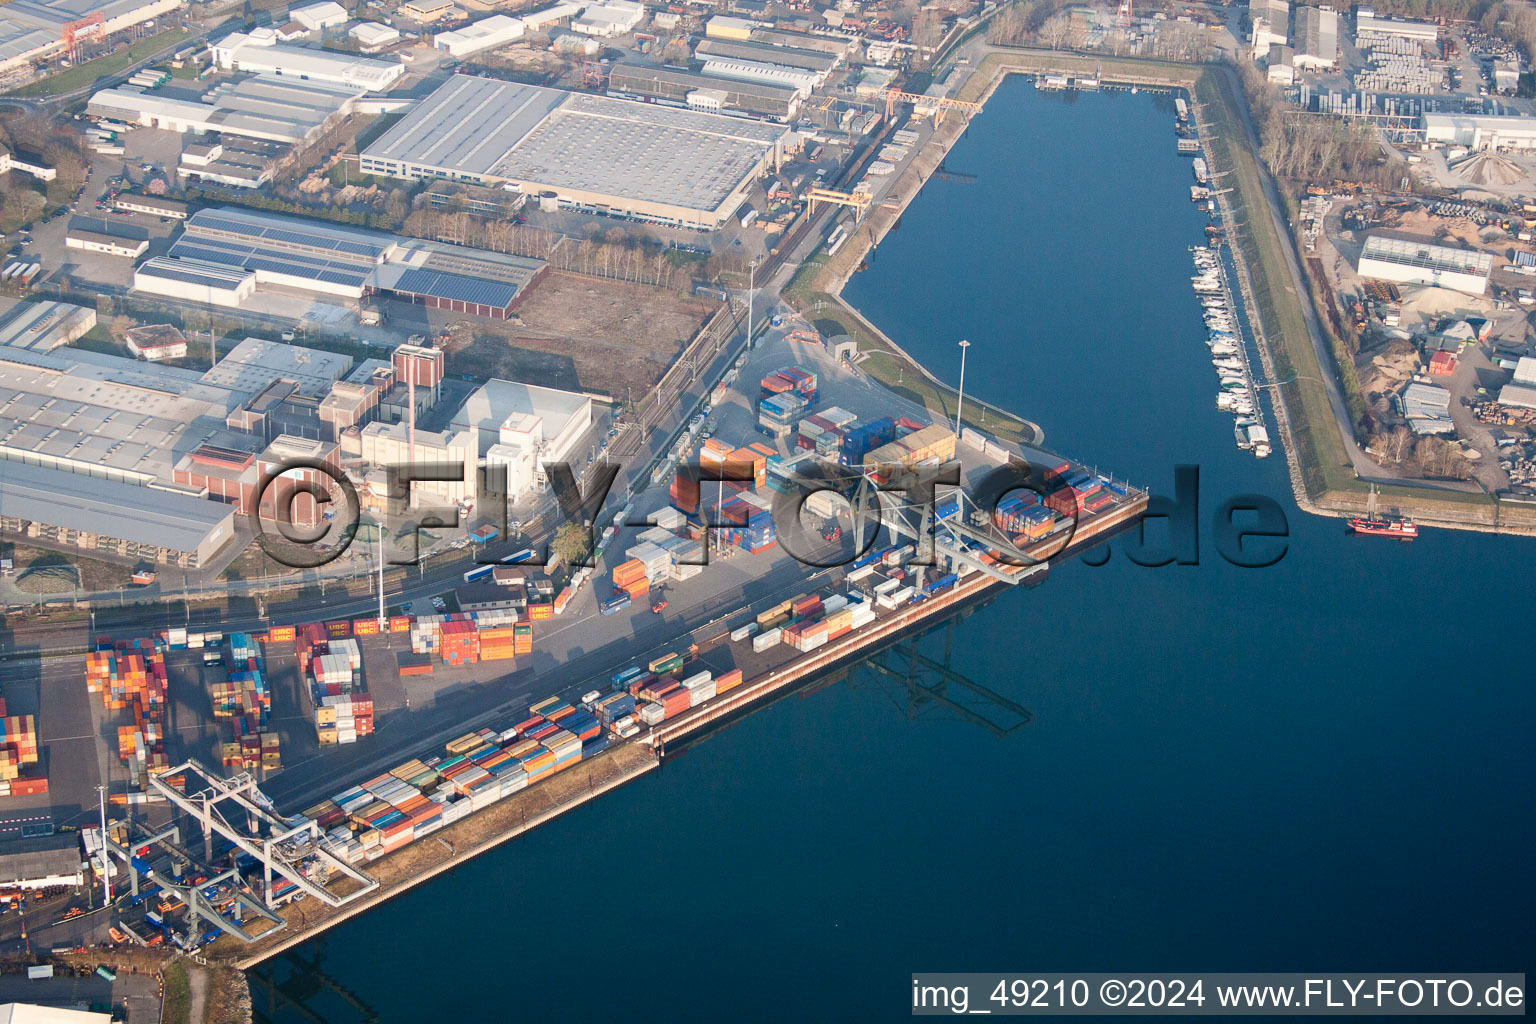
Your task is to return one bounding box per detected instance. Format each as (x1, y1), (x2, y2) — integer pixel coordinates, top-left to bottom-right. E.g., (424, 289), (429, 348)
(450, 378), (592, 471)
(434, 13), (524, 55)
(350, 21), (401, 48)
(292, 0), (347, 30)
(1423, 112), (1536, 151)
(0, 1004), (110, 1023)
(1292, 4), (1338, 68)
(571, 0), (645, 36)
(1358, 234), (1493, 295)
(518, 1), (582, 31)
(210, 30), (406, 91)
(700, 57), (818, 97)
(1512, 355), (1536, 387)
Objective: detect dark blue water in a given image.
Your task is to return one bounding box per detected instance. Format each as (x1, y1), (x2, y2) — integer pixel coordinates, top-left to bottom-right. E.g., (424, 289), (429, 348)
(252, 81), (1536, 1022)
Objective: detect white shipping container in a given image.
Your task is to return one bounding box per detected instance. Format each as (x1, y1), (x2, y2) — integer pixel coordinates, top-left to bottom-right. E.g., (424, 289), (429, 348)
(873, 578), (900, 595)
(822, 594), (848, 614)
(753, 627), (782, 652)
(689, 679), (717, 702)
(681, 671), (713, 690)
(730, 622), (760, 642)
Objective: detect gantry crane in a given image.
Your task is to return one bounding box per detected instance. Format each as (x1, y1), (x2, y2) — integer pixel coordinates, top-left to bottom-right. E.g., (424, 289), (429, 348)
(881, 88), (983, 125)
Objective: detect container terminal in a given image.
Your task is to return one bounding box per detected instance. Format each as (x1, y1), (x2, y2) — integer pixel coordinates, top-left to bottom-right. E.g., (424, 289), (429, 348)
(58, 328), (1147, 967)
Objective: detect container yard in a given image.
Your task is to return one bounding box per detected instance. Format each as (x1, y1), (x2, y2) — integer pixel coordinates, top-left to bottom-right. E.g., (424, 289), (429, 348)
(50, 317), (1148, 967)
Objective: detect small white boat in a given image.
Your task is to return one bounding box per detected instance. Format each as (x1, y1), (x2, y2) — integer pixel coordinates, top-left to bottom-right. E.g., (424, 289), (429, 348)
(1213, 357), (1244, 371)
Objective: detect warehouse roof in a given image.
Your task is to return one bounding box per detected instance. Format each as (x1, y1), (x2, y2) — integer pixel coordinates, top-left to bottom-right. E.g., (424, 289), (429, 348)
(0, 300), (95, 353)
(609, 61), (801, 101)
(201, 338), (354, 397)
(694, 36), (838, 72)
(184, 207), (396, 262)
(363, 77), (786, 212)
(136, 257), (256, 291)
(66, 226), (146, 250)
(380, 267), (520, 308)
(0, 462), (234, 554)
(0, 834), (80, 886)
(1360, 234), (1493, 276)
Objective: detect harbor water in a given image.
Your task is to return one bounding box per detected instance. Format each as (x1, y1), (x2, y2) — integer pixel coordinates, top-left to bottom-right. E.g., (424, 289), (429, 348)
(252, 78), (1536, 1021)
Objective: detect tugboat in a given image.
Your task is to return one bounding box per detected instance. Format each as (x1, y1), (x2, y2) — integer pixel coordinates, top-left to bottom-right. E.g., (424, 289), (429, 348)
(1349, 485), (1418, 540)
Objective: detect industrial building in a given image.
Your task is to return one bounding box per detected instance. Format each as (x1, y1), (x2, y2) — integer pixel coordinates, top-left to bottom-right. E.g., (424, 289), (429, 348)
(1249, 0), (1289, 59)
(1353, 7), (1437, 43)
(138, 207), (548, 317)
(450, 377), (593, 484)
(693, 36), (839, 75)
(1292, 4), (1338, 68)
(0, 459), (238, 566)
(88, 74), (371, 145)
(433, 13), (523, 56)
(570, 0), (645, 37)
(0, 0), (183, 74)
(65, 225), (148, 258)
(1357, 234), (1494, 295)
(706, 14), (755, 40)
(607, 62), (800, 121)
(1422, 112), (1536, 151)
(350, 22), (400, 50)
(519, 1), (581, 31)
(202, 337), (353, 397)
(291, 0), (347, 31)
(0, 834), (84, 889)
(360, 76), (789, 229)
(0, 300), (96, 353)
(698, 57), (818, 97)
(358, 421), (478, 507)
(124, 323), (189, 360)
(210, 29), (406, 91)
(397, 0), (455, 22)
(112, 193), (188, 219)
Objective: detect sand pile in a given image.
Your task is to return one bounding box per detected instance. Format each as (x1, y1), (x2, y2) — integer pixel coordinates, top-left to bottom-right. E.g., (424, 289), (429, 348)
(1454, 151), (1527, 187)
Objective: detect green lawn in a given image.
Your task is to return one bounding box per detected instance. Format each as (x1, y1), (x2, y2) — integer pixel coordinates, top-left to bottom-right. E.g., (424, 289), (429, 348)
(160, 963), (191, 1024)
(7, 28), (189, 97)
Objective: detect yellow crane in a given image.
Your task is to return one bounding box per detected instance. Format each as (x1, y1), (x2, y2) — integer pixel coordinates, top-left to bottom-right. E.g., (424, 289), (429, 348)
(882, 88), (983, 124)
(807, 186), (874, 222)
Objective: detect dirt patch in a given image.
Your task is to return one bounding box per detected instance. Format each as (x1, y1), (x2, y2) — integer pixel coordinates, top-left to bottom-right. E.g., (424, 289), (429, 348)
(5, 543), (133, 592)
(444, 271), (720, 400)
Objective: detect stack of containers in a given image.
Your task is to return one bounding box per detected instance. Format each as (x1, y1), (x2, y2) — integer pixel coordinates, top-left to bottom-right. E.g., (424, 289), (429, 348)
(612, 558), (648, 599)
(440, 620), (480, 666)
(670, 463), (702, 514)
(724, 448), (768, 489)
(0, 714), (38, 784)
(839, 416), (898, 468)
(760, 366), (818, 404)
(479, 624), (517, 661)
(680, 670), (716, 704)
(627, 542), (671, 586)
(758, 391), (808, 436)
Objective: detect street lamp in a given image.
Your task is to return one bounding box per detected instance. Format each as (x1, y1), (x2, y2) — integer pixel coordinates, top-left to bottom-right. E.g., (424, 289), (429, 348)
(954, 338), (972, 438)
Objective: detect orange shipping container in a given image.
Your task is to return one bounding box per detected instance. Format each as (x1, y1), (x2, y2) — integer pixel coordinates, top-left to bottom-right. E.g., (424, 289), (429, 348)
(353, 617), (381, 636)
(389, 616), (413, 632)
(268, 625), (297, 643)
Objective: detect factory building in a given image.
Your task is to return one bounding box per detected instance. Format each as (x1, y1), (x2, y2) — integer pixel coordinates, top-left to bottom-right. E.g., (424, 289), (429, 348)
(88, 74), (370, 145)
(360, 77), (789, 230)
(0, 834), (85, 890)
(699, 57), (818, 97)
(133, 257), (257, 307)
(518, 0), (582, 31)
(112, 193), (188, 219)
(350, 22), (400, 50)
(0, 0), (183, 74)
(0, 460), (237, 566)
(291, 0), (347, 31)
(433, 14), (523, 56)
(203, 337), (353, 397)
(124, 323), (189, 360)
(210, 29), (406, 91)
(1292, 4), (1338, 68)
(706, 14), (755, 40)
(1249, 0), (1289, 59)
(570, 0), (645, 37)
(137, 206), (549, 315)
(1353, 7), (1436, 43)
(397, 0), (455, 22)
(607, 62), (801, 121)
(256, 434), (342, 529)
(65, 226), (148, 258)
(359, 421), (478, 507)
(0, 300), (96, 353)
(1357, 234), (1493, 295)
(693, 36), (839, 75)
(1422, 112), (1536, 151)
(450, 377), (593, 488)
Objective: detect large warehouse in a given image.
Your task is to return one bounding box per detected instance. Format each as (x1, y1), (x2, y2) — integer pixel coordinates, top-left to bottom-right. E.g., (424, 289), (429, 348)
(607, 62), (801, 121)
(1357, 234), (1494, 295)
(360, 76), (791, 229)
(138, 207), (547, 316)
(1422, 112), (1536, 151)
(88, 74), (370, 144)
(210, 29), (406, 91)
(0, 0), (182, 74)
